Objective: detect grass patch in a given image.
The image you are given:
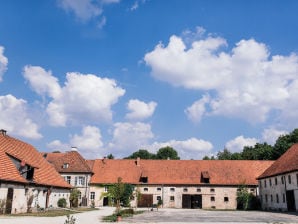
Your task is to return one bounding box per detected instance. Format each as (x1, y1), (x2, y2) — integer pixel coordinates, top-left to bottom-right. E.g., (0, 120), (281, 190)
(102, 208), (144, 222)
(7, 207), (98, 217)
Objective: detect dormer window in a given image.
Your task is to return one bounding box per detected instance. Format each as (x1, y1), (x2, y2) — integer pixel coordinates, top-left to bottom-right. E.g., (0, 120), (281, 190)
(201, 171), (210, 183)
(63, 163), (69, 169)
(140, 176), (148, 183)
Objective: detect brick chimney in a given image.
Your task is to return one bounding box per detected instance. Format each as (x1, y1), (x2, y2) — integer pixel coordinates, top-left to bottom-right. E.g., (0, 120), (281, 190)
(0, 129), (7, 136)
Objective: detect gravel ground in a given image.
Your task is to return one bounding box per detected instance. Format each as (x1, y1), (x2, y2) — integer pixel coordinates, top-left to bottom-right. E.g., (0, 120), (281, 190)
(0, 207), (115, 224)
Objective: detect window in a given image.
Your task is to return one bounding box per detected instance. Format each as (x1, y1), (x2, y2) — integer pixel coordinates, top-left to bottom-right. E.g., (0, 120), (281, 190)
(283, 194), (285, 203)
(90, 192), (95, 200)
(296, 173), (298, 186)
(259, 181), (262, 188)
(281, 176), (284, 184)
(264, 180), (267, 188)
(170, 188), (175, 192)
(157, 196), (161, 201)
(78, 191), (81, 199)
(288, 175), (292, 184)
(78, 176), (85, 186)
(197, 188), (201, 192)
(275, 177), (278, 185)
(75, 177), (78, 186)
(65, 176), (71, 184)
(183, 188), (188, 192)
(157, 187), (161, 191)
(265, 194), (268, 203)
(63, 163), (69, 169)
(144, 188), (148, 192)
(269, 179), (272, 186)
(210, 196), (215, 202)
(270, 195), (273, 202)
(224, 197), (229, 202)
(276, 194), (279, 203)
(104, 186), (108, 192)
(140, 177), (148, 183)
(250, 189), (254, 192)
(210, 188), (215, 193)
(170, 196), (175, 201)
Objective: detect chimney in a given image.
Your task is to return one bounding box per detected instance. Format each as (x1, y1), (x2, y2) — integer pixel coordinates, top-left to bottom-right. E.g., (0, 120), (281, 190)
(135, 157), (140, 166)
(0, 129), (7, 136)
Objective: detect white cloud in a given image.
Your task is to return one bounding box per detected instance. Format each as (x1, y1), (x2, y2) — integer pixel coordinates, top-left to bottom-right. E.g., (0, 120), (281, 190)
(225, 135), (258, 153)
(130, 0), (146, 11)
(23, 67), (125, 126)
(108, 122), (154, 156)
(0, 46), (8, 81)
(185, 94), (210, 123)
(145, 28), (298, 126)
(148, 138), (213, 159)
(0, 94), (42, 139)
(23, 65), (61, 98)
(57, 0), (119, 27)
(70, 126), (104, 158)
(261, 128), (288, 145)
(126, 99), (157, 120)
(47, 140), (70, 152)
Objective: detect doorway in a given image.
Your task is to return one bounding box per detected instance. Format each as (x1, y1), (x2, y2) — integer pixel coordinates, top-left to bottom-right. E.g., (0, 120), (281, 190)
(286, 190), (296, 211)
(5, 188), (14, 214)
(182, 194), (202, 209)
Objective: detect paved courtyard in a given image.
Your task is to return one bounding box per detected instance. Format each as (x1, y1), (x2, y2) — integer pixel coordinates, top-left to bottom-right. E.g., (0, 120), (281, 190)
(124, 208), (298, 223)
(0, 207), (297, 223)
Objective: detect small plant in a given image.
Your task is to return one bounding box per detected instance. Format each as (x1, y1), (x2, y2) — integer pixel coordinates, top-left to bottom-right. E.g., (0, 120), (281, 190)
(64, 214), (76, 224)
(0, 199), (6, 214)
(90, 200), (95, 208)
(58, 198), (67, 208)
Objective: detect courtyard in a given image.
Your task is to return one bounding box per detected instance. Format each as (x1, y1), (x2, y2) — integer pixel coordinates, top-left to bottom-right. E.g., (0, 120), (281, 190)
(0, 207), (297, 223)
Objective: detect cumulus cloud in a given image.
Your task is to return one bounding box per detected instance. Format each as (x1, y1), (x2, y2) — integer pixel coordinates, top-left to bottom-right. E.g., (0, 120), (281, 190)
(148, 138), (213, 159)
(261, 128), (288, 145)
(225, 135), (258, 153)
(185, 94), (210, 123)
(23, 66), (125, 126)
(0, 94), (42, 139)
(0, 46), (8, 81)
(108, 122), (154, 156)
(70, 126), (104, 158)
(126, 99), (157, 120)
(144, 28), (298, 126)
(23, 66), (61, 98)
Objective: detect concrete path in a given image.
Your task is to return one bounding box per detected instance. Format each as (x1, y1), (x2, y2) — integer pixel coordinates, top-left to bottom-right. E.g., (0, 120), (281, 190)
(0, 206), (115, 224)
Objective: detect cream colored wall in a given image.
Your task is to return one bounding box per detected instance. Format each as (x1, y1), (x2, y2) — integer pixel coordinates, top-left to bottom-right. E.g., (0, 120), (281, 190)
(259, 171), (298, 211)
(48, 188), (70, 208)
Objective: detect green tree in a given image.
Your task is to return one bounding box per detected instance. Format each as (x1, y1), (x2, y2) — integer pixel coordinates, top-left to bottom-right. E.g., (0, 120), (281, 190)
(69, 188), (80, 208)
(217, 148), (233, 160)
(156, 146), (180, 160)
(107, 153), (114, 159)
(236, 185), (259, 210)
(109, 177), (126, 214)
(124, 149), (155, 159)
(273, 128), (298, 159)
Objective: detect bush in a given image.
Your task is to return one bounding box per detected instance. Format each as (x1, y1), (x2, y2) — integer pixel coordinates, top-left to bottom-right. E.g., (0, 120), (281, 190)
(120, 208), (134, 215)
(58, 198), (67, 208)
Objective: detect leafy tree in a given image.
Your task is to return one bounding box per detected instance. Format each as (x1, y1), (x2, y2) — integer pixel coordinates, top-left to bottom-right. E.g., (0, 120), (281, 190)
(236, 185), (259, 210)
(217, 148), (233, 160)
(109, 177), (125, 214)
(107, 153), (114, 159)
(124, 149), (155, 159)
(156, 146), (180, 160)
(69, 188), (80, 208)
(273, 128), (298, 159)
(202, 155), (215, 160)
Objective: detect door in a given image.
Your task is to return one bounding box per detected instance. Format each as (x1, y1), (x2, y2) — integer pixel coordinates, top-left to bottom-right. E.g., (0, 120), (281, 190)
(286, 190), (296, 211)
(103, 197), (109, 206)
(138, 194), (153, 207)
(5, 188), (14, 214)
(182, 194), (202, 209)
(182, 194), (191, 208)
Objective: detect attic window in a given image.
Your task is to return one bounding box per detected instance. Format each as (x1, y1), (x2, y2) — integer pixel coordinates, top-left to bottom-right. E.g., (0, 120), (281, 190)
(140, 177), (148, 183)
(63, 163), (69, 169)
(201, 171), (210, 183)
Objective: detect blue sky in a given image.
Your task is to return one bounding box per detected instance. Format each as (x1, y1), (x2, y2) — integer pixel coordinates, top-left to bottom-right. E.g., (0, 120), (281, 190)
(1, 0), (298, 159)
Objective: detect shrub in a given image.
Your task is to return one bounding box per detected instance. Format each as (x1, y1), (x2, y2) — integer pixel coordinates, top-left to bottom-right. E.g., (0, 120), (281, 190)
(0, 199), (6, 214)
(58, 198), (67, 208)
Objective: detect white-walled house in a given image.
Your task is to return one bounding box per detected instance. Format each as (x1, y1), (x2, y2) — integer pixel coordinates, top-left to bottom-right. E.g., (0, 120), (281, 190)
(44, 151), (93, 206)
(258, 144), (298, 212)
(88, 158), (273, 209)
(0, 129), (71, 214)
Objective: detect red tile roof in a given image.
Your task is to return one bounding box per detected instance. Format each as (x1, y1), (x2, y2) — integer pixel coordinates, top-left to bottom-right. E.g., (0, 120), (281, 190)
(0, 132), (71, 188)
(89, 158), (273, 186)
(44, 151), (93, 174)
(258, 143), (298, 179)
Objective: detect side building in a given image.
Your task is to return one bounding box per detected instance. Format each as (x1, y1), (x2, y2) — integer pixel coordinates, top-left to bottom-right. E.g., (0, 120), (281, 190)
(44, 151), (93, 206)
(88, 158), (273, 209)
(258, 143), (298, 212)
(0, 129), (71, 214)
